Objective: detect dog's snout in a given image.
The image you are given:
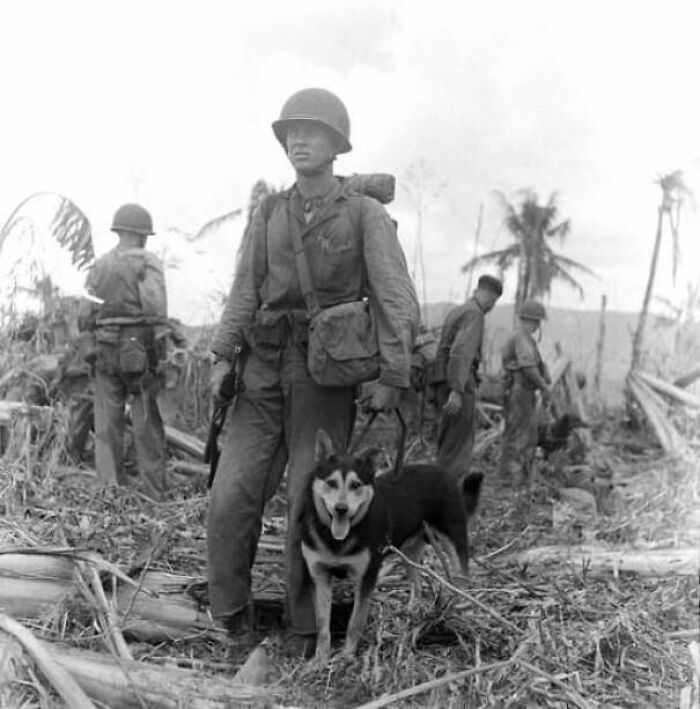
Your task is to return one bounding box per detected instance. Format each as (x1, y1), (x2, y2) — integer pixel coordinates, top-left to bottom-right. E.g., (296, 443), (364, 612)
(334, 503), (349, 517)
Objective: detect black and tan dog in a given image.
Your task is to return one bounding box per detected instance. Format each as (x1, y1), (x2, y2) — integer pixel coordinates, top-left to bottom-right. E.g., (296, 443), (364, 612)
(300, 429), (483, 665)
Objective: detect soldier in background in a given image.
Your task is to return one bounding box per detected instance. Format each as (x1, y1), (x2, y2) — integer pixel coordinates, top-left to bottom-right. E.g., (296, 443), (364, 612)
(500, 300), (551, 484)
(78, 204), (169, 501)
(431, 275), (503, 478)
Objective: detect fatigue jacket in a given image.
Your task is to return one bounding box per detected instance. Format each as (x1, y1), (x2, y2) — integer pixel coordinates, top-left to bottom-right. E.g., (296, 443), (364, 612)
(81, 246), (168, 326)
(212, 181), (419, 388)
(501, 327), (542, 389)
(435, 297), (486, 393)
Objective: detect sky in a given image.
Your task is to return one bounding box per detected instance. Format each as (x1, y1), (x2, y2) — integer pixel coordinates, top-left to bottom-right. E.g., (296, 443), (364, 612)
(1, 0), (699, 326)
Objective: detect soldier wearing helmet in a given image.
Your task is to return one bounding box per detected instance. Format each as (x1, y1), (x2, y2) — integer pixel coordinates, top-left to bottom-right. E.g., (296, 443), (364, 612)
(500, 299), (552, 483)
(207, 88), (419, 643)
(431, 274), (503, 478)
(78, 203), (169, 501)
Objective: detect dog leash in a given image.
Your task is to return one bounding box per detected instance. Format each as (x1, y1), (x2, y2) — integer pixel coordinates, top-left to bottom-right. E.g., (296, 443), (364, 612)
(392, 407), (407, 481)
(349, 407), (407, 481)
(349, 411), (379, 452)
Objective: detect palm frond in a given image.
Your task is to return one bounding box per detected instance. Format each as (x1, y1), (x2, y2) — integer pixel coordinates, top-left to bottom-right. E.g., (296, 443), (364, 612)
(189, 209), (243, 242)
(548, 261), (587, 300)
(550, 253), (597, 277)
(0, 192), (93, 270)
(461, 245), (519, 274)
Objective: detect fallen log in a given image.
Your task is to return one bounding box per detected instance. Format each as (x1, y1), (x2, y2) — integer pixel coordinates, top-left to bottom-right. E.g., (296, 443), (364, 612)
(0, 400), (53, 425)
(627, 372), (688, 455)
(0, 615), (96, 709)
(116, 571), (213, 640)
(504, 545), (700, 577)
(674, 365), (700, 390)
(45, 639), (278, 709)
(0, 552), (211, 640)
(0, 552), (77, 618)
(170, 460), (209, 478)
(637, 370), (700, 408)
(165, 425), (206, 461)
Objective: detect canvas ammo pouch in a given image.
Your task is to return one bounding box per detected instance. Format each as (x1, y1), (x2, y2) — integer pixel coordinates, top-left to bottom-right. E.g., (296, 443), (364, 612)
(307, 300), (379, 387)
(119, 336), (148, 375)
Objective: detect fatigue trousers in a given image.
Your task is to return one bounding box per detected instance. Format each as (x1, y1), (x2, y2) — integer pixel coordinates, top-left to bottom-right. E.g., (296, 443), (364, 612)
(435, 384), (476, 480)
(93, 368), (167, 501)
(207, 341), (355, 635)
(500, 379), (537, 479)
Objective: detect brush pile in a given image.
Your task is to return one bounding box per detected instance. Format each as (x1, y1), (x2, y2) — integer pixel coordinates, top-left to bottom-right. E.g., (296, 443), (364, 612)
(1, 315), (699, 708)
(1, 383), (698, 708)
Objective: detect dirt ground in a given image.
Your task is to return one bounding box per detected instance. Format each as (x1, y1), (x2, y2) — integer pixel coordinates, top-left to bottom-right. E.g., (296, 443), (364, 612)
(1, 407), (699, 708)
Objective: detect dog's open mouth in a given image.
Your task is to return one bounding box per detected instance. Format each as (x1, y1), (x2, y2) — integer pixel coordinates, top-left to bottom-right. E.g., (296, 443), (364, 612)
(330, 513), (351, 540)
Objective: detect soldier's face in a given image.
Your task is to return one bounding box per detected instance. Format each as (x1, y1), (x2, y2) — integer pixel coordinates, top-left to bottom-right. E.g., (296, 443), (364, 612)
(286, 121), (337, 175)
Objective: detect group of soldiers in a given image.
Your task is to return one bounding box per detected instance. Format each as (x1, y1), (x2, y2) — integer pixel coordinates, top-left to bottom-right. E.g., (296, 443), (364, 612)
(78, 87), (551, 643)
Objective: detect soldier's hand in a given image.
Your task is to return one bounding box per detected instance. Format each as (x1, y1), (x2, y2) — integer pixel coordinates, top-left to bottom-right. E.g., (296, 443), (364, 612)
(410, 365), (426, 392)
(210, 359), (233, 407)
(442, 390), (463, 416)
(360, 383), (401, 413)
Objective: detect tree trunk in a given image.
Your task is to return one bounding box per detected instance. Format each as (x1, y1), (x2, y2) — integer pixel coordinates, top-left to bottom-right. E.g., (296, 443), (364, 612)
(594, 294), (607, 399)
(631, 203), (665, 371)
(465, 203), (483, 298)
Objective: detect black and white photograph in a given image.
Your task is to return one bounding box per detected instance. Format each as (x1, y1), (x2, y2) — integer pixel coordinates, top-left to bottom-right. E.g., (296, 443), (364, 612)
(0, 1), (698, 707)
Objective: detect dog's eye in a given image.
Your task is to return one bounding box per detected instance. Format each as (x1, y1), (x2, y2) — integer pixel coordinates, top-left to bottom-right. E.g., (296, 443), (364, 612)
(325, 479), (338, 490)
(348, 480), (361, 492)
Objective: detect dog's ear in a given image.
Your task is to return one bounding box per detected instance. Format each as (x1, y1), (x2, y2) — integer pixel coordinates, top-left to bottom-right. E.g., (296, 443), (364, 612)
(315, 429), (336, 465)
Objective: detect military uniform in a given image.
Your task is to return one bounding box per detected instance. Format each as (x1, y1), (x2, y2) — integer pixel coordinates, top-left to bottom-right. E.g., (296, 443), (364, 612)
(82, 242), (168, 500)
(208, 180), (419, 634)
(432, 297), (486, 477)
(500, 327), (544, 480)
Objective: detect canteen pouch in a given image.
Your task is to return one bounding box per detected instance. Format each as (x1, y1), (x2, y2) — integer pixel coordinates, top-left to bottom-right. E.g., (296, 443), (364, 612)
(307, 300), (380, 387)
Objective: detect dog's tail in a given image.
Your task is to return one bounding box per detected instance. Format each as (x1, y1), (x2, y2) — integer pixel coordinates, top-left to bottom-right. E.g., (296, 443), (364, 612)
(461, 472), (484, 516)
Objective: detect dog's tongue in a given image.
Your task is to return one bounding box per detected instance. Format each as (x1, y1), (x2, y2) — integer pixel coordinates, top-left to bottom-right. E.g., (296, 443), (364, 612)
(331, 516), (350, 540)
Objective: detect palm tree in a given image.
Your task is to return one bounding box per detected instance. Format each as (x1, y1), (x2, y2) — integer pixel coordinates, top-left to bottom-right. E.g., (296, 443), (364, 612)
(461, 190), (593, 310)
(630, 170), (694, 371)
(0, 192), (93, 270)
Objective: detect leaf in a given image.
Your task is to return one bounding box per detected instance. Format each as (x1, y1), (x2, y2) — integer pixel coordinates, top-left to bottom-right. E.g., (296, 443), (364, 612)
(0, 192), (94, 271)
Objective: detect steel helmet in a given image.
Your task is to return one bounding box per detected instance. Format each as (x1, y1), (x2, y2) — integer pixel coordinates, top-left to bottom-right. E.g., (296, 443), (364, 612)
(110, 204), (154, 236)
(519, 300), (547, 321)
(272, 88), (352, 154)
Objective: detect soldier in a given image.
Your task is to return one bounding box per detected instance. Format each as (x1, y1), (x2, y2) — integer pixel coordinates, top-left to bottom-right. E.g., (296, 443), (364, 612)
(78, 204), (169, 501)
(500, 300), (551, 483)
(431, 275), (503, 478)
(207, 88), (419, 645)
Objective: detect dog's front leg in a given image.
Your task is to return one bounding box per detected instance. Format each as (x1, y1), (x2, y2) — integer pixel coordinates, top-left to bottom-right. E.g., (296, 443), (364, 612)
(342, 573), (374, 658)
(310, 567), (333, 666)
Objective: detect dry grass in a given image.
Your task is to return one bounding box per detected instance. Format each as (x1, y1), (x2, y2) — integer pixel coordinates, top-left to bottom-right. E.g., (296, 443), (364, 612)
(0, 403), (698, 708)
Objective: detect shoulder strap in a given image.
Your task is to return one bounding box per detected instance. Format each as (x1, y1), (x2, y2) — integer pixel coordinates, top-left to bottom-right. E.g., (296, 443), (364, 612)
(287, 207), (321, 317)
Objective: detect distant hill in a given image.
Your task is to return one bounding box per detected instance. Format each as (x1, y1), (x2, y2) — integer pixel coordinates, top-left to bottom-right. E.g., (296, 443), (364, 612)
(421, 302), (692, 405)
